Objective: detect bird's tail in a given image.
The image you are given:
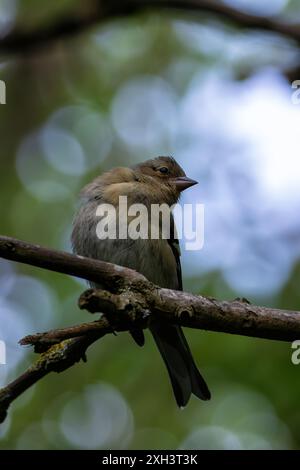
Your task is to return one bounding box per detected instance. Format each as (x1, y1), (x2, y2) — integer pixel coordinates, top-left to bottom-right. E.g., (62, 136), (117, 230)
(150, 323), (211, 407)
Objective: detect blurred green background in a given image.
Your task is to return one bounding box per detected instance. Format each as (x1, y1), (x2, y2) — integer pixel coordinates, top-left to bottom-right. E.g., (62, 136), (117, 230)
(1, 0), (300, 450)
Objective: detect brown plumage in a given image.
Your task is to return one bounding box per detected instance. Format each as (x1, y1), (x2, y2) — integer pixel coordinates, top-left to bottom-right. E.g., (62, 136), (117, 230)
(71, 156), (211, 406)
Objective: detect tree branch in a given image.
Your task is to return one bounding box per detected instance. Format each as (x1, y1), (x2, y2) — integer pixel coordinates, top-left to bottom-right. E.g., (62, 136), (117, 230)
(0, 234), (299, 422)
(1, 234), (300, 344)
(18, 285), (300, 347)
(1, 0), (300, 54)
(0, 235), (148, 289)
(0, 336), (102, 423)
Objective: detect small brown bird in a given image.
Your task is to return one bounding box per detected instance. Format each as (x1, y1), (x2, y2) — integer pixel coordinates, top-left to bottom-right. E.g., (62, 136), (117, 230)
(71, 156), (211, 406)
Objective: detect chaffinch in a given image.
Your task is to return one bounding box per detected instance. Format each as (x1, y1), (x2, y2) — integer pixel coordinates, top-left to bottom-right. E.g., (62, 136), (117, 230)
(71, 156), (211, 406)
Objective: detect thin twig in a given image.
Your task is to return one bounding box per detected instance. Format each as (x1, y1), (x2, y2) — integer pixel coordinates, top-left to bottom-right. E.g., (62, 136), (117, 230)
(0, 336), (101, 423)
(1, 0), (300, 54)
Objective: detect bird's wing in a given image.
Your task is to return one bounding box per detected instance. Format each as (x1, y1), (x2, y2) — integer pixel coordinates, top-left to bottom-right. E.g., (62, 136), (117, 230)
(167, 216), (183, 291)
(151, 214), (211, 406)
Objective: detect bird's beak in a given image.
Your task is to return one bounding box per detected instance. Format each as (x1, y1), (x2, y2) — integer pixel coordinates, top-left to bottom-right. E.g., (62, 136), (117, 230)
(172, 176), (198, 192)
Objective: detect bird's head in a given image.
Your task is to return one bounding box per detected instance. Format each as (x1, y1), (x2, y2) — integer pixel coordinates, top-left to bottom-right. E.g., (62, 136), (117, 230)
(133, 156), (198, 204)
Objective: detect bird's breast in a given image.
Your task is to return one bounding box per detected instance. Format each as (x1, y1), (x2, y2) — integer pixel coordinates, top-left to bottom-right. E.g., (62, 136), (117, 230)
(72, 200), (180, 290)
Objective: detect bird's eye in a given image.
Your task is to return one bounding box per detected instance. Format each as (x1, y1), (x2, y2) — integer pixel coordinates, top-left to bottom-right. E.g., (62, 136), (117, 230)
(158, 167), (169, 174)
